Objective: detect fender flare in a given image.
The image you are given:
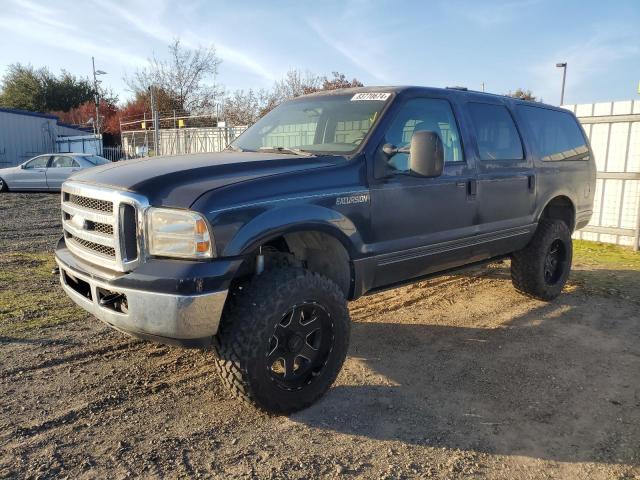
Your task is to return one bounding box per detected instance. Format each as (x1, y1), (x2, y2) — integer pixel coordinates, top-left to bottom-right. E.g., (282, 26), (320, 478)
(535, 192), (577, 230)
(222, 204), (363, 258)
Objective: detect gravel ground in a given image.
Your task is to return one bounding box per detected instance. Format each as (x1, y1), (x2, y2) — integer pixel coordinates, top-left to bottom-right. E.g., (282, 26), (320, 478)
(1, 193), (639, 479)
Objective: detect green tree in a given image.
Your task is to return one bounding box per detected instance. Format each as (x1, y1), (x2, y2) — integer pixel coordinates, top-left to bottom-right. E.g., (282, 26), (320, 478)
(0, 63), (97, 112)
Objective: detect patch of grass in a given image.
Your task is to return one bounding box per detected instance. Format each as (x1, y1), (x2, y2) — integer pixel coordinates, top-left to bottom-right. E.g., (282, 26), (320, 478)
(0, 252), (87, 338)
(0, 291), (87, 337)
(571, 240), (640, 302)
(573, 240), (640, 270)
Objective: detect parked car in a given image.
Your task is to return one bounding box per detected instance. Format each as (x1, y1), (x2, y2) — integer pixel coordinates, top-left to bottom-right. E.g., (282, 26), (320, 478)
(54, 86), (596, 413)
(0, 153), (110, 192)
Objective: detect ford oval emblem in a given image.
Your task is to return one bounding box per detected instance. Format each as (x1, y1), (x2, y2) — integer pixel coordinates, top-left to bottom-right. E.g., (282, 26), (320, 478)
(71, 215), (87, 230)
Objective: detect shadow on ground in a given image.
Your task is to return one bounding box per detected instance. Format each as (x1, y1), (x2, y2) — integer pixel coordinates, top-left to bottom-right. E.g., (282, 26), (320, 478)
(293, 269), (640, 466)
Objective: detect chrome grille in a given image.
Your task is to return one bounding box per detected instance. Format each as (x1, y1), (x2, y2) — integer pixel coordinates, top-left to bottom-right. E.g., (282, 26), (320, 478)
(61, 182), (148, 272)
(90, 222), (114, 236)
(67, 194), (113, 213)
(67, 234), (116, 258)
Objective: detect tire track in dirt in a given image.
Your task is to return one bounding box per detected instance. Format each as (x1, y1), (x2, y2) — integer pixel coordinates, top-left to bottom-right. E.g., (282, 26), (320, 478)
(350, 270), (495, 320)
(4, 356), (220, 443)
(0, 341), (145, 378)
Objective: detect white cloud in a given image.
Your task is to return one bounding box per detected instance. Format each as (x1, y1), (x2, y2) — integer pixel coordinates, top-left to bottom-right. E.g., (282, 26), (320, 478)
(93, 0), (277, 82)
(0, 3), (147, 67)
(529, 30), (640, 103)
(306, 13), (394, 85)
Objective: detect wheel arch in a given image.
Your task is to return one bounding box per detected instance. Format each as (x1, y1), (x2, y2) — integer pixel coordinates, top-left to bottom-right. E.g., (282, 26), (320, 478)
(222, 205), (362, 298)
(538, 194), (576, 232)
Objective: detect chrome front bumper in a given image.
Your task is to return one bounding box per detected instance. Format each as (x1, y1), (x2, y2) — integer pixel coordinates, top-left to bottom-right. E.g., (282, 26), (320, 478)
(56, 258), (228, 343)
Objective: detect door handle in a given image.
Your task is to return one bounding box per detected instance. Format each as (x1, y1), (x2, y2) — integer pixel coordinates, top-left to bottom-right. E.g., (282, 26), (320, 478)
(468, 179), (477, 196)
(528, 174), (535, 191)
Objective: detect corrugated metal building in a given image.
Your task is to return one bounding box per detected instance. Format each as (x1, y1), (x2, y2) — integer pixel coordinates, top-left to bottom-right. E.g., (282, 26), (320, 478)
(0, 107), (90, 168)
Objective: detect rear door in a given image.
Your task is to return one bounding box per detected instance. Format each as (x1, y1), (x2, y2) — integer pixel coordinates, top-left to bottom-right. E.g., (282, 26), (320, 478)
(46, 155), (80, 190)
(466, 101), (536, 259)
(13, 155), (51, 190)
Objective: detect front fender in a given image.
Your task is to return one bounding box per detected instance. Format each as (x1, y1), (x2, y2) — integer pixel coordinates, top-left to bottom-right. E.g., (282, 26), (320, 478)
(222, 204), (363, 257)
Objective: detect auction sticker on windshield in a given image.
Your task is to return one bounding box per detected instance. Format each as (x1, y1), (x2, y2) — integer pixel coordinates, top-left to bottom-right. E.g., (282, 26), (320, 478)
(351, 92), (391, 101)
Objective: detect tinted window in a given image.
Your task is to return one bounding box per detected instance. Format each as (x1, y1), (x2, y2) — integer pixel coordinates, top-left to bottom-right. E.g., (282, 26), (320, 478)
(24, 156), (50, 169)
(50, 156), (76, 168)
(518, 106), (588, 161)
(384, 98), (464, 171)
(83, 155), (110, 165)
(468, 103), (523, 161)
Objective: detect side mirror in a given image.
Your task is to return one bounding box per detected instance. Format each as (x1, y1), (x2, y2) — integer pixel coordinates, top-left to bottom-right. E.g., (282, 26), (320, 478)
(20, 164), (26, 169)
(409, 130), (444, 177)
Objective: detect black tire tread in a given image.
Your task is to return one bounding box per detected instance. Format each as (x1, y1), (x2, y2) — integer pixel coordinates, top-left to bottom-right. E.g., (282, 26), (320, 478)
(511, 219), (572, 301)
(212, 266), (349, 413)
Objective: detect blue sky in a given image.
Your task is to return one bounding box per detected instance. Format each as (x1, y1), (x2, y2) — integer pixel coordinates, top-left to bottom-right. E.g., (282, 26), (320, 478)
(0, 0), (638, 106)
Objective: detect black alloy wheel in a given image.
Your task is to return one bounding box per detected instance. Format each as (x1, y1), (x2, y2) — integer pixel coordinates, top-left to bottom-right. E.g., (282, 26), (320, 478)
(543, 239), (567, 285)
(266, 302), (334, 391)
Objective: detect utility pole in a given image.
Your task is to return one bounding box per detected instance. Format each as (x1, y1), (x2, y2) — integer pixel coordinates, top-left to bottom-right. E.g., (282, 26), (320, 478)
(91, 57), (107, 135)
(556, 62), (567, 105)
(149, 86), (160, 156)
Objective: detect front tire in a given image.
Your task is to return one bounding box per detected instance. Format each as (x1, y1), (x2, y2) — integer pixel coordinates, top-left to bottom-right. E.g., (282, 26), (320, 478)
(213, 267), (350, 413)
(511, 219), (573, 301)
(0, 177), (7, 192)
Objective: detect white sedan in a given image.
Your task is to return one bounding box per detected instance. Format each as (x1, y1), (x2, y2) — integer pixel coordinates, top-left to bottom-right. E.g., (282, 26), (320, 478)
(0, 153), (111, 192)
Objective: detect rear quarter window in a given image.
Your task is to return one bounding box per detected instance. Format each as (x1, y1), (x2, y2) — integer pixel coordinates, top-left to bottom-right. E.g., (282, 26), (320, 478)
(467, 103), (524, 161)
(517, 106), (588, 161)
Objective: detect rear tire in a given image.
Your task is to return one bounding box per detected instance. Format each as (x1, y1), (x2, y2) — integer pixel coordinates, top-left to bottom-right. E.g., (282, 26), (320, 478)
(511, 219), (573, 301)
(213, 266), (350, 414)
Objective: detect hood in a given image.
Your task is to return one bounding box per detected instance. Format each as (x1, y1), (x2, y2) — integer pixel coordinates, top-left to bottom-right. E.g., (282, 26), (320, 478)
(69, 152), (339, 207)
(0, 165), (20, 176)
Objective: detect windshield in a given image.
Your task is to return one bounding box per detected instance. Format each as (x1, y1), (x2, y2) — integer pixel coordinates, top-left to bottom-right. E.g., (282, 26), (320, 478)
(83, 155), (111, 165)
(231, 93), (391, 155)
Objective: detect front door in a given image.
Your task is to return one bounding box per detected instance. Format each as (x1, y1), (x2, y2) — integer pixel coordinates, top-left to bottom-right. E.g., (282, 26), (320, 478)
(46, 155), (80, 190)
(14, 155), (51, 189)
(466, 101), (536, 259)
(370, 97), (477, 288)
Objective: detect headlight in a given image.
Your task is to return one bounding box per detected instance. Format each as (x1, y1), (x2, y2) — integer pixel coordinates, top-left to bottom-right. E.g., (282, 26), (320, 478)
(146, 208), (214, 259)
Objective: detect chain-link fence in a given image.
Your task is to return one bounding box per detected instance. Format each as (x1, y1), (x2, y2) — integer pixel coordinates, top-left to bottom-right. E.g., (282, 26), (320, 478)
(119, 112), (246, 159)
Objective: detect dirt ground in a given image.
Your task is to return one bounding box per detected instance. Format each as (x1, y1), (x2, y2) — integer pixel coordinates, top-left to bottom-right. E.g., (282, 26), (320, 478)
(1, 193), (639, 480)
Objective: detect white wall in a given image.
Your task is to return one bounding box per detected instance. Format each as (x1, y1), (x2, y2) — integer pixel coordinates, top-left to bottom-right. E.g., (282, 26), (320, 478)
(563, 101), (640, 249)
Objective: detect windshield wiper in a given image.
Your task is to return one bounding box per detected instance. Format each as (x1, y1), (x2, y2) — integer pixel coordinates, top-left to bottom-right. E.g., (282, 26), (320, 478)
(257, 146), (314, 156)
(225, 144), (247, 152)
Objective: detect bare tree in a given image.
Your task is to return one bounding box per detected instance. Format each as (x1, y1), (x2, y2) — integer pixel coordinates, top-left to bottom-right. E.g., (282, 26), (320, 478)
(223, 69), (365, 126)
(125, 39), (222, 113)
(271, 70), (321, 103)
(223, 89), (274, 126)
(320, 72), (364, 91)
(507, 88), (538, 102)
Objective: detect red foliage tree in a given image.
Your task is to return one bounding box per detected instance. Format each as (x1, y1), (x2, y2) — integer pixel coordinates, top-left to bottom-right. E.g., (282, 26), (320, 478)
(50, 100), (120, 135)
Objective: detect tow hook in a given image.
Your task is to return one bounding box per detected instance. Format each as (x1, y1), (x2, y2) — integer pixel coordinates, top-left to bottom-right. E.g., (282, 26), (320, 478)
(99, 293), (125, 307)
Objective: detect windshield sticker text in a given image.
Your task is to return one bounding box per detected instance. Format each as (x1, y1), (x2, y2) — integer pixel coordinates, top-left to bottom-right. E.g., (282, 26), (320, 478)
(351, 92), (391, 101)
